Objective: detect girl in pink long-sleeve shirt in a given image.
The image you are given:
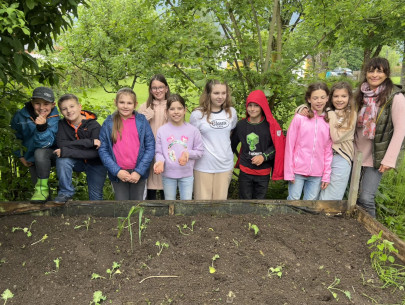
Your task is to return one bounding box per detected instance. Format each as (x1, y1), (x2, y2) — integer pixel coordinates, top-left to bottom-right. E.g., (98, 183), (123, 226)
(355, 57), (405, 218)
(284, 82), (333, 200)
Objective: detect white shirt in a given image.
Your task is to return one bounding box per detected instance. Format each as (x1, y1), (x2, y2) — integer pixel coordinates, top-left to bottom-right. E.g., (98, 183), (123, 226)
(189, 107), (237, 173)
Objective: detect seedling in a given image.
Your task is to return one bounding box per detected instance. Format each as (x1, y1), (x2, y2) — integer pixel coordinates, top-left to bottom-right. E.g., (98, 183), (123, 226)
(248, 223), (259, 236)
(139, 216), (150, 245)
(155, 241), (169, 256)
(74, 217), (92, 231)
(45, 257), (61, 274)
(1, 289), (13, 305)
(90, 290), (106, 305)
(30, 234), (48, 246)
(12, 220), (36, 237)
(367, 231), (405, 289)
(106, 262), (121, 279)
(91, 273), (106, 280)
(117, 205), (145, 252)
(176, 220), (196, 236)
(267, 265), (284, 278)
(325, 277), (352, 301)
(209, 254), (220, 274)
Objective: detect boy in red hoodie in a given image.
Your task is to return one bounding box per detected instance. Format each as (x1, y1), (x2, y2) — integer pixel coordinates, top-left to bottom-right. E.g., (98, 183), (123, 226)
(231, 90), (285, 199)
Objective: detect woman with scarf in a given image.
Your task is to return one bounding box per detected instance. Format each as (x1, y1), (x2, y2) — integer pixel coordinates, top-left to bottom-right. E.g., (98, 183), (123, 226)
(355, 57), (405, 218)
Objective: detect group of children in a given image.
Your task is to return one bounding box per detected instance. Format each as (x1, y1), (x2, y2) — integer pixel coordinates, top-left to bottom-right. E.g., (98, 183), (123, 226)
(9, 75), (364, 204)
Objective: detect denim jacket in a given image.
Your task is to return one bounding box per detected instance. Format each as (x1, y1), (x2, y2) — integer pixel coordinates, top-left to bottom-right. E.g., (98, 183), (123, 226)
(98, 112), (155, 182)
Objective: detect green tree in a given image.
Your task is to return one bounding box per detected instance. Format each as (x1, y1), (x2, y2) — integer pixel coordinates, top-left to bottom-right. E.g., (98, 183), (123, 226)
(0, 0), (84, 200)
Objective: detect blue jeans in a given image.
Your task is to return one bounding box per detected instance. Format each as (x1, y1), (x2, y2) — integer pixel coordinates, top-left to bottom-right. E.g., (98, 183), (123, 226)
(287, 174), (322, 200)
(162, 176), (194, 200)
(357, 167), (383, 218)
(319, 154), (351, 200)
(56, 158), (107, 200)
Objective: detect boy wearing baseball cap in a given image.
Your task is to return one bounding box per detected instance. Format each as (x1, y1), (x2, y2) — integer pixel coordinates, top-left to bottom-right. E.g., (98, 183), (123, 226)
(11, 86), (60, 203)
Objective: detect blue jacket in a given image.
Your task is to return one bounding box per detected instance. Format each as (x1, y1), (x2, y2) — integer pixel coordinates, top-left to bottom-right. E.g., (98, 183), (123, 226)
(11, 103), (59, 162)
(98, 112), (155, 182)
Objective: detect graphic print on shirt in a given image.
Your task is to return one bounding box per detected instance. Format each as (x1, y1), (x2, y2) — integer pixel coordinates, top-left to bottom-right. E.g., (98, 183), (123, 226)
(247, 132), (259, 151)
(210, 119), (230, 129)
(167, 135), (188, 162)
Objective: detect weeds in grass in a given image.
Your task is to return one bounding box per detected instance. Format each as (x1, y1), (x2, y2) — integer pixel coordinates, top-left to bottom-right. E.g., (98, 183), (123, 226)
(155, 241), (169, 256)
(325, 277), (352, 301)
(1, 289), (13, 305)
(209, 254), (220, 274)
(12, 220), (36, 237)
(367, 231), (405, 290)
(176, 220), (196, 236)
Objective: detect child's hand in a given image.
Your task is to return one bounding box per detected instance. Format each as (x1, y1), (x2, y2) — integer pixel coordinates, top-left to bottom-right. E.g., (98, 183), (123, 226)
(94, 139), (101, 149)
(129, 171), (141, 183)
(143, 107), (155, 121)
(321, 182), (329, 190)
(298, 108), (309, 116)
(35, 114), (47, 125)
(179, 151), (189, 166)
(19, 157), (33, 167)
(54, 149), (61, 158)
(117, 170), (131, 182)
(153, 161), (164, 174)
(251, 155), (264, 166)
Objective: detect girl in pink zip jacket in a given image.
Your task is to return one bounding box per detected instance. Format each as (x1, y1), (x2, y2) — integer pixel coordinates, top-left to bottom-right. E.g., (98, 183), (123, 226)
(284, 82), (333, 200)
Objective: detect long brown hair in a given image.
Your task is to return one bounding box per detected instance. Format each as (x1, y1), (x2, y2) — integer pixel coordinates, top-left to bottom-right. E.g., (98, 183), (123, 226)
(197, 79), (233, 122)
(326, 81), (356, 130)
(355, 57), (394, 111)
(146, 74), (170, 110)
(304, 82), (329, 120)
(112, 88), (137, 143)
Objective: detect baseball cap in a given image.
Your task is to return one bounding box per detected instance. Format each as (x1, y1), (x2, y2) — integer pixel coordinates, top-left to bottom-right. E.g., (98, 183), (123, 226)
(31, 87), (55, 103)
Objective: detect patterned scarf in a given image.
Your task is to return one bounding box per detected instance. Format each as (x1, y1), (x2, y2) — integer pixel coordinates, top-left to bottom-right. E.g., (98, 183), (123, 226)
(357, 82), (385, 139)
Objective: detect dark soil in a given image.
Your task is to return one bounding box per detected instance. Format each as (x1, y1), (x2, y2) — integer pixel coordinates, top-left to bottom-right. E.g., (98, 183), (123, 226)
(0, 213), (404, 305)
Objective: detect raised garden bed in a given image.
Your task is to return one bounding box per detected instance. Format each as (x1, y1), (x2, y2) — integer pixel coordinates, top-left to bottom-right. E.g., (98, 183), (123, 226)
(1, 201), (404, 304)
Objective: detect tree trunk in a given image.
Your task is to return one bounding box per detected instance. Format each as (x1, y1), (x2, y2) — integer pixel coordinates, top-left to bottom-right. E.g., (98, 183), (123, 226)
(264, 0), (279, 72)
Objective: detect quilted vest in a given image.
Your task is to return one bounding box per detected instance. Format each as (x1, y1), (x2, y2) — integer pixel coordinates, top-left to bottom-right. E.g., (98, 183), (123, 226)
(373, 86), (405, 169)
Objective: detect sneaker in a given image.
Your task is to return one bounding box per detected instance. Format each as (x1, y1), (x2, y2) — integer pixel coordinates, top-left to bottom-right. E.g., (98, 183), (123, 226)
(54, 194), (72, 203)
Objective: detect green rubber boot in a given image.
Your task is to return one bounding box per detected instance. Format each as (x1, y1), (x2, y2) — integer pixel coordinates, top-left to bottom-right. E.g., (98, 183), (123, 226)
(30, 178), (49, 204)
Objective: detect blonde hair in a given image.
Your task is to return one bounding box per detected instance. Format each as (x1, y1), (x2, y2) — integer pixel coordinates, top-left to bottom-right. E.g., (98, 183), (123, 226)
(197, 79), (233, 122)
(112, 88), (137, 143)
(327, 81), (356, 130)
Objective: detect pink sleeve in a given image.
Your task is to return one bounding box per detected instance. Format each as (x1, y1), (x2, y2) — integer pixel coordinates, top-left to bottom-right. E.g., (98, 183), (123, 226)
(284, 115), (300, 181)
(381, 94), (405, 168)
(155, 129), (165, 163)
(322, 136), (333, 183)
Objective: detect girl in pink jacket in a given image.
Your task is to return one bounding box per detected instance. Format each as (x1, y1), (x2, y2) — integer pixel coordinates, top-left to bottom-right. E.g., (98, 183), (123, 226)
(284, 82), (333, 200)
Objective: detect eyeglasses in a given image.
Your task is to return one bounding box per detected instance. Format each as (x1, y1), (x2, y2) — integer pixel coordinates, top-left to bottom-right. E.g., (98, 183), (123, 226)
(151, 86), (166, 92)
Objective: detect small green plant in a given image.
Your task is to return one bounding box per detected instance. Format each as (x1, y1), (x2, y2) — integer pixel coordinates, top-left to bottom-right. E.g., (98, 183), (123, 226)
(90, 290), (106, 305)
(325, 277), (352, 301)
(176, 220), (196, 235)
(1, 289), (13, 305)
(267, 265), (284, 278)
(139, 216), (150, 245)
(117, 205), (145, 252)
(45, 257), (61, 274)
(91, 273), (106, 280)
(12, 220), (36, 237)
(30, 234), (48, 246)
(367, 231), (405, 289)
(74, 217), (92, 231)
(106, 262), (121, 279)
(248, 223), (259, 236)
(209, 254), (220, 274)
(155, 241), (169, 256)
